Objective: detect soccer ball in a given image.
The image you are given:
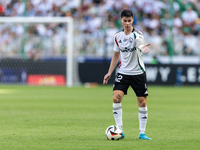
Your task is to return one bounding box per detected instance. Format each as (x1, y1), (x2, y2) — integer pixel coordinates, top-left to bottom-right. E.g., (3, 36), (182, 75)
(105, 125), (122, 140)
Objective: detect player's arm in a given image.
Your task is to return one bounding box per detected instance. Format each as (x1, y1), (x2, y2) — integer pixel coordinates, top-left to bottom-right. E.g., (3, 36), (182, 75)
(103, 51), (120, 84)
(135, 30), (151, 53)
(139, 43), (151, 53)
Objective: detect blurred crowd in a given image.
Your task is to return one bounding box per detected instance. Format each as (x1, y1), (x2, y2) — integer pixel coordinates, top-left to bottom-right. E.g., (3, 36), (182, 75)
(0, 0), (200, 58)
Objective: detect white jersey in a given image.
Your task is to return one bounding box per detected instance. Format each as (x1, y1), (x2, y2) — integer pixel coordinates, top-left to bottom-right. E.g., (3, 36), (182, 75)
(114, 28), (145, 75)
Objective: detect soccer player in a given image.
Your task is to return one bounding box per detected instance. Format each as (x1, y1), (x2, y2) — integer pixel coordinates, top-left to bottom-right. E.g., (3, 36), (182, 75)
(103, 9), (151, 140)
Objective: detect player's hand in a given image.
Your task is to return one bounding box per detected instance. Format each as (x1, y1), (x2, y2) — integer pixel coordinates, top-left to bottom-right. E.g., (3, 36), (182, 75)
(141, 43), (151, 53)
(103, 73), (111, 85)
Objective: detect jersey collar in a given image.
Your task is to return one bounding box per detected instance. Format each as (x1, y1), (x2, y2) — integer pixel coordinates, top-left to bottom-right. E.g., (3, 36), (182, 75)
(122, 28), (135, 32)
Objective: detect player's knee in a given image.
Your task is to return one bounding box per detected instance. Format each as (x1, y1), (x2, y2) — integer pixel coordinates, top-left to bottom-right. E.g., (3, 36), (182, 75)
(138, 97), (147, 107)
(113, 95), (118, 103)
(140, 100), (146, 107)
(113, 94), (122, 103)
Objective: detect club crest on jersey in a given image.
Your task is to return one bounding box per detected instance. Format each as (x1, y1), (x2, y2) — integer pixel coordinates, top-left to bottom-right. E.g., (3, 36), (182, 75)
(120, 47), (136, 52)
(129, 37), (133, 43)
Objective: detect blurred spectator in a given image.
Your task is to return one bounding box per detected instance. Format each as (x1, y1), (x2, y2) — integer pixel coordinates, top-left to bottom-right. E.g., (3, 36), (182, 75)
(105, 22), (118, 56)
(53, 0), (66, 7)
(195, 32), (200, 56)
(0, 2), (5, 16)
(173, 29), (184, 55)
(181, 5), (198, 27)
(37, 0), (53, 16)
(173, 12), (183, 28)
(183, 31), (198, 55)
(87, 14), (102, 32)
(147, 13), (160, 31)
(146, 30), (163, 57)
(152, 0), (166, 15)
(13, 1), (25, 16)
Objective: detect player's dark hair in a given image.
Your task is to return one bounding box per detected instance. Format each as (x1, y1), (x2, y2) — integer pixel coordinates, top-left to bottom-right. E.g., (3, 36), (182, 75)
(121, 9), (133, 18)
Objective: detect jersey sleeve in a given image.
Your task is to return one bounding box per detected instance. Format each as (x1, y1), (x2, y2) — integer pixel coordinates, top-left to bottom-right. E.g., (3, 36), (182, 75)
(134, 29), (144, 50)
(114, 34), (120, 52)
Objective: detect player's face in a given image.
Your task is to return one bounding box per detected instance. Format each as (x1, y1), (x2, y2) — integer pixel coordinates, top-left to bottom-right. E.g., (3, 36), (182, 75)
(121, 17), (133, 30)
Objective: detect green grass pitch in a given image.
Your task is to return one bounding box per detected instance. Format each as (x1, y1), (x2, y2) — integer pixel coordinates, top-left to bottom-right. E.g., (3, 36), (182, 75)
(0, 85), (200, 150)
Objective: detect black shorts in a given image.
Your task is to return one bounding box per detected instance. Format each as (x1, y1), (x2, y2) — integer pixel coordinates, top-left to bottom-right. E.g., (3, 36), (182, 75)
(113, 72), (148, 97)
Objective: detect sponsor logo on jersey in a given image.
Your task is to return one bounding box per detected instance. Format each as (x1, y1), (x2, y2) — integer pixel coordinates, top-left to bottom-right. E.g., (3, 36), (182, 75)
(119, 40), (122, 43)
(120, 47), (136, 52)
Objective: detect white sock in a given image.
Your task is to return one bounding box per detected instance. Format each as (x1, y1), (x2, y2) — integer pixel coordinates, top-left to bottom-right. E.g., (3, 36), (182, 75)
(138, 106), (148, 134)
(113, 103), (123, 131)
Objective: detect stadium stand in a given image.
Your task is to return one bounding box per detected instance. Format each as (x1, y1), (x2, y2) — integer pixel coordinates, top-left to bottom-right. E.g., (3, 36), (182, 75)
(0, 0), (200, 58)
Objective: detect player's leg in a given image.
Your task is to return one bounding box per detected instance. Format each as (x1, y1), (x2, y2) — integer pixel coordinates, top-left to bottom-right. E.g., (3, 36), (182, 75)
(137, 96), (151, 140)
(137, 97), (148, 134)
(137, 96), (148, 134)
(113, 73), (129, 139)
(113, 73), (129, 131)
(112, 90), (124, 131)
(113, 90), (125, 139)
(131, 73), (151, 140)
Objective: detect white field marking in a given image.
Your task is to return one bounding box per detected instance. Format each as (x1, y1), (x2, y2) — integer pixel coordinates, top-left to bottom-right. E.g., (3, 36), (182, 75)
(0, 89), (14, 94)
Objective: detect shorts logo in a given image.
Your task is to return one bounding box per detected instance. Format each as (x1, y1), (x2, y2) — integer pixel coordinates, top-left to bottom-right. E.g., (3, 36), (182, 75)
(144, 90), (148, 94)
(115, 75), (123, 82)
